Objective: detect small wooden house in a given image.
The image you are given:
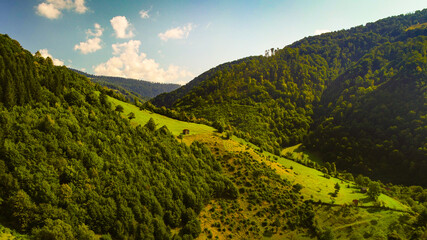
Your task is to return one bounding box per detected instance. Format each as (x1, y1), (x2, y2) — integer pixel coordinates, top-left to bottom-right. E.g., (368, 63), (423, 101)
(353, 199), (359, 206)
(360, 187), (367, 193)
(183, 129), (190, 135)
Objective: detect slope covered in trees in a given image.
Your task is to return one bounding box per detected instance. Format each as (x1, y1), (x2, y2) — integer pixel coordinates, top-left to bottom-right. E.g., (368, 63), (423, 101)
(71, 69), (181, 100)
(0, 34), (239, 239)
(151, 9), (427, 185)
(305, 36), (427, 185)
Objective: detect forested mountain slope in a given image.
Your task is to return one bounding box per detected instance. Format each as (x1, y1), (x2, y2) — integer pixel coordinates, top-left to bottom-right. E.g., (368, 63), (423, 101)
(151, 9), (427, 185)
(1, 33), (426, 239)
(305, 37), (427, 185)
(71, 69), (181, 100)
(0, 33), (239, 239)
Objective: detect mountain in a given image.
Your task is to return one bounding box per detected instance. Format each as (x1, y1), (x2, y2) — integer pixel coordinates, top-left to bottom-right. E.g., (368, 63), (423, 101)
(305, 37), (427, 185)
(0, 34), (321, 240)
(0, 33), (240, 239)
(151, 9), (427, 185)
(71, 69), (181, 100)
(1, 33), (426, 240)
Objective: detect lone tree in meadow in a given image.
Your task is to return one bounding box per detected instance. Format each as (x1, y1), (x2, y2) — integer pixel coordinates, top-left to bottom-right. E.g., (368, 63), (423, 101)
(115, 105), (124, 113)
(334, 182), (340, 192)
(368, 181), (381, 201)
(127, 112), (135, 120)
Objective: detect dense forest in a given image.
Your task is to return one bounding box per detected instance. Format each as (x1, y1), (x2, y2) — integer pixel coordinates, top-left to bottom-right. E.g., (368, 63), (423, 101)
(1, 8), (427, 240)
(71, 69), (181, 100)
(0, 34), (240, 239)
(151, 9), (427, 186)
(305, 37), (427, 185)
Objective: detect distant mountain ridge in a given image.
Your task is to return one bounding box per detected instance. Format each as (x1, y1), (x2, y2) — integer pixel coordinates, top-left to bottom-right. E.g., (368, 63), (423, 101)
(71, 69), (181, 100)
(151, 9), (427, 185)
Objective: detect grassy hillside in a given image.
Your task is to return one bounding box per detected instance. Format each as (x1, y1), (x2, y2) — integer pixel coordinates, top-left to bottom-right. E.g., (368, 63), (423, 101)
(111, 96), (425, 239)
(108, 96), (215, 136)
(150, 9), (427, 186)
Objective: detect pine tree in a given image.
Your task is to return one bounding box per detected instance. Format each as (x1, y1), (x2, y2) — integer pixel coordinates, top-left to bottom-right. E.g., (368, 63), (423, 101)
(4, 70), (16, 107)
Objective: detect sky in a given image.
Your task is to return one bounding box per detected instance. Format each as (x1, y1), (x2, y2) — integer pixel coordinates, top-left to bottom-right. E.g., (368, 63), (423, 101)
(1, 0), (426, 85)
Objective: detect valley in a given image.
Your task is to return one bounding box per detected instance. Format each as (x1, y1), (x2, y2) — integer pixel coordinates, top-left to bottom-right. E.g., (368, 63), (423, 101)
(0, 6), (426, 240)
(107, 96), (415, 239)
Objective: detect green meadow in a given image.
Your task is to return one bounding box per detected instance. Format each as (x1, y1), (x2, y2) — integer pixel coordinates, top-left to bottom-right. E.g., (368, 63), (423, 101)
(107, 96), (215, 136)
(274, 147), (407, 211)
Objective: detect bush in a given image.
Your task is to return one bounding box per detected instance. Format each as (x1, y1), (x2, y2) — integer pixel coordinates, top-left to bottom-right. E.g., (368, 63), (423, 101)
(180, 219), (201, 238)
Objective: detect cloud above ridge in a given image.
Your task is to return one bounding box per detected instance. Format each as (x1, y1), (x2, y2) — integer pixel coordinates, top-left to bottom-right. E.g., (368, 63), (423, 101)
(314, 29), (331, 35)
(38, 49), (64, 66)
(93, 40), (194, 84)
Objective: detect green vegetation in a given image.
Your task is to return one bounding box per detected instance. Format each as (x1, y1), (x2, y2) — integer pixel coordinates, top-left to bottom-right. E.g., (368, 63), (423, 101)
(152, 9), (427, 186)
(0, 34), (237, 239)
(71, 69), (180, 100)
(107, 96), (215, 136)
(1, 9), (427, 240)
(306, 36), (427, 185)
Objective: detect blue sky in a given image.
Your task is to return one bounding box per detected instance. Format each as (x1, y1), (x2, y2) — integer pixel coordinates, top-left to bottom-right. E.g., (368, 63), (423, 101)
(1, 0), (426, 84)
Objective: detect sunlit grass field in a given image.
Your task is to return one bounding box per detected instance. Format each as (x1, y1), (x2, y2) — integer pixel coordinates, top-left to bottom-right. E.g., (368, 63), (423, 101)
(107, 96), (215, 136)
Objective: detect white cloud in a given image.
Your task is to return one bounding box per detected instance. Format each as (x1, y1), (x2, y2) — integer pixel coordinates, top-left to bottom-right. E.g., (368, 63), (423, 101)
(110, 16), (134, 39)
(93, 40), (194, 84)
(36, 0), (88, 19)
(139, 9), (150, 19)
(158, 23), (194, 42)
(38, 49), (64, 66)
(74, 0), (87, 13)
(86, 23), (104, 37)
(74, 38), (102, 54)
(206, 22), (212, 29)
(74, 23), (103, 54)
(36, 3), (61, 19)
(314, 29), (331, 35)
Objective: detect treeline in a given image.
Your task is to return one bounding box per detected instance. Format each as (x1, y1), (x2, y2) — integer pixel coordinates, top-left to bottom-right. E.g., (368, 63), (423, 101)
(0, 34), (237, 239)
(151, 9), (427, 185)
(71, 69), (181, 100)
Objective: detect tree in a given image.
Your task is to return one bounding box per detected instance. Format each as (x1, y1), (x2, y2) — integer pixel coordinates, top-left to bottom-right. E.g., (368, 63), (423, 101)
(292, 183), (303, 193)
(115, 105), (124, 113)
(334, 183), (340, 192)
(33, 219), (75, 240)
(331, 162), (337, 176)
(355, 175), (370, 187)
(145, 118), (157, 131)
(127, 112), (135, 120)
(75, 224), (97, 240)
(225, 130), (233, 139)
(319, 227), (334, 240)
(368, 181), (381, 201)
(4, 70), (16, 107)
(180, 219), (201, 238)
(325, 162), (332, 174)
(8, 190), (36, 231)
